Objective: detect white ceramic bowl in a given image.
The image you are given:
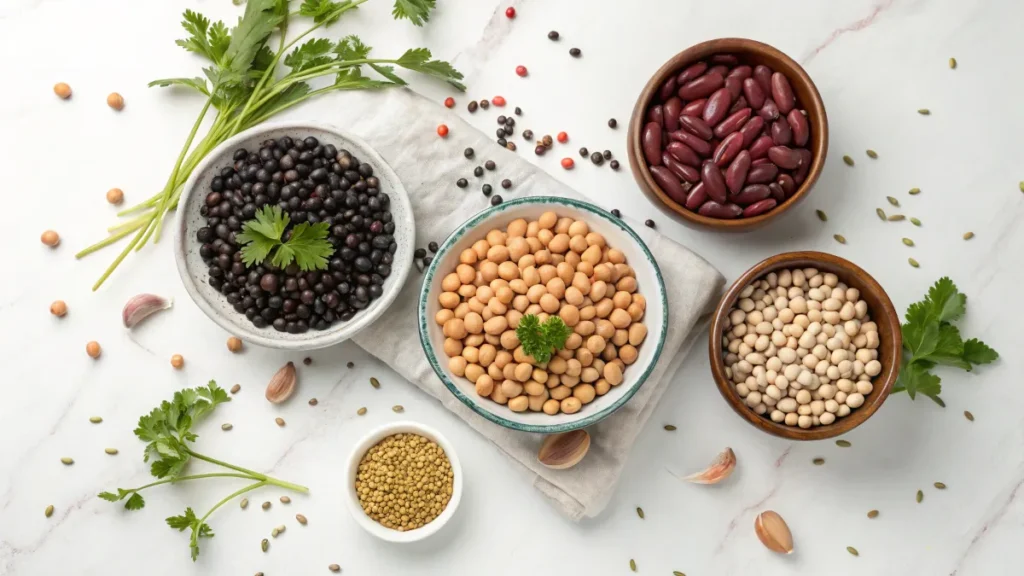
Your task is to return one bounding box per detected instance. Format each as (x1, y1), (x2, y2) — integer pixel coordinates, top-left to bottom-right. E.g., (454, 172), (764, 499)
(345, 421), (463, 543)
(174, 121), (414, 350)
(418, 196), (669, 434)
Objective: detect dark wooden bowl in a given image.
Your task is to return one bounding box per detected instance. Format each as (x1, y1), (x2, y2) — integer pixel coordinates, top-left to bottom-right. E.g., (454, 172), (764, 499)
(628, 38), (829, 232)
(709, 252), (901, 440)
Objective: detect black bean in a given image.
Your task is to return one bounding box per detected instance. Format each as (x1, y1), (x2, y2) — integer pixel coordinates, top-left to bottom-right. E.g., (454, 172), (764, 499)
(522, 130), (533, 141)
(608, 118), (618, 128)
(464, 147), (474, 159)
(456, 178), (468, 188)
(490, 195), (503, 206)
(590, 152), (605, 165)
(474, 166), (484, 177)
(496, 128), (507, 138)
(579, 147), (589, 158)
(501, 179), (512, 189)
(548, 31), (559, 40)
(610, 160), (620, 170)
(468, 101), (478, 113)
(428, 242), (439, 253)
(497, 138), (507, 147)
(603, 150), (612, 160)
(485, 160), (496, 171)
(611, 209), (621, 217)
(480, 99), (490, 109)
(569, 47), (581, 57)
(497, 115), (507, 125)
(482, 184), (492, 196)
(514, 107), (522, 116)
(645, 219), (656, 228)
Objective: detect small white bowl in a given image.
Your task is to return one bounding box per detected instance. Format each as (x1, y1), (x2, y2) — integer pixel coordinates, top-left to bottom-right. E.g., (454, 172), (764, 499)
(345, 421), (463, 543)
(174, 121), (414, 350)
(418, 196), (669, 434)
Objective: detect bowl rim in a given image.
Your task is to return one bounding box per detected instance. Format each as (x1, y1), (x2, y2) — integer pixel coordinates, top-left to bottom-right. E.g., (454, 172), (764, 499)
(708, 251), (902, 440)
(417, 196), (669, 433)
(627, 37), (829, 231)
(344, 421), (463, 543)
(173, 120), (414, 351)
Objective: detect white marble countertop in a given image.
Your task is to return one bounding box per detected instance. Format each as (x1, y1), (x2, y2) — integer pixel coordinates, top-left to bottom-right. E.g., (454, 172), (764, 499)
(2, 0), (1022, 574)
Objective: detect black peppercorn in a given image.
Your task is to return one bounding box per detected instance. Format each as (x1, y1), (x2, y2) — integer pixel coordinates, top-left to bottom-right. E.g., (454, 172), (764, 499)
(504, 117), (515, 127)
(456, 178), (468, 188)
(497, 137), (508, 147)
(482, 184), (492, 196)
(414, 247), (426, 258)
(579, 147), (589, 158)
(428, 241), (439, 253)
(608, 118), (618, 128)
(501, 179), (512, 189)
(610, 160), (620, 170)
(490, 195), (503, 206)
(464, 147), (474, 159)
(590, 151), (605, 165)
(474, 166), (484, 177)
(569, 47), (581, 57)
(480, 99), (490, 109)
(611, 209), (621, 217)
(534, 145), (546, 156)
(514, 106), (522, 116)
(485, 160), (496, 171)
(468, 101), (478, 113)
(547, 31), (559, 40)
(645, 219), (655, 228)
(522, 129), (534, 141)
(497, 115), (507, 125)
(496, 127), (507, 138)
(603, 150), (612, 160)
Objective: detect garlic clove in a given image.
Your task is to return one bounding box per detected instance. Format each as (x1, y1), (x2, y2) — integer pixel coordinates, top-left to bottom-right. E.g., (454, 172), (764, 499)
(122, 294), (173, 329)
(537, 430), (590, 470)
(754, 510), (794, 554)
(679, 447), (736, 484)
(265, 362), (297, 404)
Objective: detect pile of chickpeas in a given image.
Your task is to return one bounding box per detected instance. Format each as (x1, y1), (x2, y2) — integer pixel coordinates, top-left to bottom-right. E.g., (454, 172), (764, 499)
(721, 267), (882, 429)
(435, 211), (648, 415)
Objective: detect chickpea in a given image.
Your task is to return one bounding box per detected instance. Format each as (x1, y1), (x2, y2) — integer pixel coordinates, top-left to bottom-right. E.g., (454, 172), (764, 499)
(53, 82), (72, 99)
(41, 230), (60, 247)
(550, 385), (572, 400)
(459, 248), (478, 265)
(555, 217), (573, 234)
(575, 348), (594, 367)
(439, 292), (459, 309)
(443, 318), (467, 339)
(476, 345), (496, 367)
(595, 298), (614, 318)
(171, 354), (185, 369)
(573, 383), (597, 404)
(488, 363), (504, 380)
(540, 293), (560, 313)
(519, 254), (537, 269)
(546, 277), (567, 300)
(569, 235), (589, 254)
(472, 239), (490, 259)
(527, 284), (546, 303)
(580, 367), (600, 383)
(50, 300), (68, 317)
(106, 92), (125, 110)
(476, 375), (495, 396)
(507, 396), (529, 412)
(507, 218), (528, 237)
(506, 310), (523, 329)
(483, 315), (508, 335)
(525, 304), (542, 316)
(465, 334), (485, 347)
(458, 284), (476, 298)
(574, 320), (596, 336)
(611, 291), (631, 310)
(465, 364), (484, 383)
(501, 379), (523, 398)
(538, 211), (558, 229)
(498, 261), (520, 281)
(499, 330), (519, 350)
(579, 305), (596, 321)
(606, 249), (625, 264)
(585, 335), (606, 355)
(443, 338), (463, 357)
(528, 393), (548, 412)
(609, 308), (632, 329)
(627, 303), (645, 322)
(538, 229), (554, 247)
(449, 357), (468, 377)
(581, 244), (602, 266)
(619, 344), (639, 365)
(496, 285), (514, 304)
(548, 233), (570, 254)
(513, 363), (532, 382)
(522, 267), (540, 286)
(559, 304), (580, 326)
(490, 384), (509, 405)
(542, 399), (561, 414)
(593, 264), (613, 282)
(560, 397), (582, 414)
(561, 374), (580, 387)
(612, 329), (629, 347)
(628, 323), (648, 346)
(524, 380), (545, 396)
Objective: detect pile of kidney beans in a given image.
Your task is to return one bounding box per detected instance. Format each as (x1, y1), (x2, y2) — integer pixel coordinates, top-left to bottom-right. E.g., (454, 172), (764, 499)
(196, 136), (396, 334)
(641, 54), (812, 219)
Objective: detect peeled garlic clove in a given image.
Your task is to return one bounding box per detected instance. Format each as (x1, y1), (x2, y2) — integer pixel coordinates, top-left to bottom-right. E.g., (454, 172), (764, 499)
(755, 510), (794, 554)
(122, 294), (172, 329)
(538, 430), (590, 470)
(680, 447), (736, 484)
(265, 362), (297, 404)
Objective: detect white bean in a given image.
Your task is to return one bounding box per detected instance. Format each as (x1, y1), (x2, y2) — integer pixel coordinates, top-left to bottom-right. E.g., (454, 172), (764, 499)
(770, 410), (785, 422)
(784, 413), (798, 426)
(819, 412), (835, 425)
(864, 360), (882, 377)
(846, 393), (865, 408)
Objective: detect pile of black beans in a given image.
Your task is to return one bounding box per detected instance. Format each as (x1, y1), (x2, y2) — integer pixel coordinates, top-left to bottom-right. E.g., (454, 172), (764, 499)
(196, 135), (396, 334)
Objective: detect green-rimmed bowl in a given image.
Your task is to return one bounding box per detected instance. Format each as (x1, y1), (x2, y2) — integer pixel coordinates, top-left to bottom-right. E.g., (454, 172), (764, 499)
(417, 196), (668, 434)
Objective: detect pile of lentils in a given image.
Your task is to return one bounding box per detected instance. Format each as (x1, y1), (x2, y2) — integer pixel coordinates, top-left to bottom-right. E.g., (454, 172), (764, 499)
(196, 135), (396, 334)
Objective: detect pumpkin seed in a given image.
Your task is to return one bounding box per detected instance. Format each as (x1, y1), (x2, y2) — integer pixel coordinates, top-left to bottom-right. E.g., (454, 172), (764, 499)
(392, 405), (404, 413)
(60, 457), (73, 465)
(833, 234), (847, 244)
(816, 209), (828, 222)
(888, 214), (906, 222)
(964, 410), (975, 421)
(308, 398), (319, 406)
(45, 504), (54, 518)
(271, 527), (281, 538)
(842, 155), (854, 166)
(876, 208), (887, 221)
(89, 416), (103, 424)
(636, 507), (645, 519)
(629, 559), (637, 572)
(275, 417), (285, 427)
(909, 187), (921, 195)
(949, 57), (957, 69)
(916, 490), (924, 503)
(261, 538), (269, 552)
(909, 258), (920, 268)
(280, 496), (291, 504)
(230, 383), (241, 394)
(674, 572), (686, 576)
(847, 546), (859, 556)
(867, 510), (879, 519)
(933, 395), (946, 408)
(917, 108), (931, 115)
(329, 565), (341, 573)
(866, 149), (878, 159)
(240, 498), (248, 509)
(836, 439), (852, 448)
(296, 514), (307, 525)
(902, 238), (915, 247)
(887, 196), (900, 207)
(370, 377), (381, 389)
(934, 482), (947, 489)
(104, 448), (118, 455)
(813, 457), (825, 465)
(221, 423), (233, 431)
(357, 407), (367, 416)
(910, 217), (922, 227)
(663, 424), (677, 431)
(275, 524), (285, 536)
(1019, 182), (1024, 193)
(963, 232), (975, 240)
(262, 501), (271, 510)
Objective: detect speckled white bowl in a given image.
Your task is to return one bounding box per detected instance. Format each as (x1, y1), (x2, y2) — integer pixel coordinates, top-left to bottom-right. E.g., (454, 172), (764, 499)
(174, 121), (414, 350)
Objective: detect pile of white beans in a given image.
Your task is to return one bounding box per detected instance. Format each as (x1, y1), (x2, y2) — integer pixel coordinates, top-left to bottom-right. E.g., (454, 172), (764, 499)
(721, 267), (882, 429)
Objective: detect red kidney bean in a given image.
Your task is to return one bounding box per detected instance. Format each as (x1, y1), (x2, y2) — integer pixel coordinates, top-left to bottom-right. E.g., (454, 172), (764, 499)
(770, 72), (796, 114)
(679, 115), (713, 140)
(725, 76), (743, 100)
(703, 88), (733, 126)
(681, 98), (707, 117)
(746, 163), (779, 184)
(646, 105), (664, 127)
(663, 97), (682, 132)
(728, 95), (748, 114)
(710, 54), (739, 66)
(777, 174), (796, 196)
(768, 182), (785, 202)
(642, 122), (663, 166)
(727, 65), (752, 81)
(662, 153), (701, 183)
(732, 184), (771, 206)
(793, 148), (812, 184)
(724, 150), (751, 195)
(668, 130), (713, 156)
(658, 76), (678, 103)
(698, 200), (743, 219)
(678, 73), (724, 100)
(751, 157), (773, 166)
(753, 65), (773, 96)
(759, 99), (780, 121)
(676, 62), (708, 85)
(767, 145), (800, 169)
(701, 161), (728, 203)
(684, 182), (707, 210)
(649, 166), (688, 203)
(707, 64), (730, 78)
(742, 78), (766, 109)
(748, 135), (774, 159)
(713, 132), (743, 167)
(666, 141), (703, 167)
(771, 116), (792, 146)
(713, 108), (752, 139)
(787, 109), (809, 147)
(743, 198), (777, 217)
(738, 116), (765, 147)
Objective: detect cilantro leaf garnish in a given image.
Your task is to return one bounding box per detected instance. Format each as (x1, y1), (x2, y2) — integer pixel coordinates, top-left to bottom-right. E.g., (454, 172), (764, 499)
(516, 315), (573, 364)
(392, 0), (436, 26)
(237, 206), (333, 271)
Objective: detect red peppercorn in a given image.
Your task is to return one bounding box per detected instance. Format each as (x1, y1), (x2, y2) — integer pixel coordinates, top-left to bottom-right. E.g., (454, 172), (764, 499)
(444, 97), (455, 108)
(557, 131), (568, 143)
(505, 7), (516, 18)
(437, 124), (449, 137)
(515, 65), (528, 77)
(492, 95), (506, 107)
(560, 158), (575, 169)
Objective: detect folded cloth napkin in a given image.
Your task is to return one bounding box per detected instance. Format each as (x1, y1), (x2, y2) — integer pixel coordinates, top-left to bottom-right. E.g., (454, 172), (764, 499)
(335, 88), (724, 520)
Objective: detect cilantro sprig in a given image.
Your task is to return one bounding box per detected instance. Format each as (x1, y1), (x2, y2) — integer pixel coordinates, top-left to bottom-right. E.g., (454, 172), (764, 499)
(516, 315), (573, 364)
(99, 382), (308, 561)
(237, 205), (334, 270)
(893, 277), (998, 405)
(77, 0), (464, 290)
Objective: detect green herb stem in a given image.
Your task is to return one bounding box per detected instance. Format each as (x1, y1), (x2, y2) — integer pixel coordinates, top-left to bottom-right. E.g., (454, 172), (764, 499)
(192, 480), (267, 551)
(186, 449), (310, 493)
(127, 472), (257, 493)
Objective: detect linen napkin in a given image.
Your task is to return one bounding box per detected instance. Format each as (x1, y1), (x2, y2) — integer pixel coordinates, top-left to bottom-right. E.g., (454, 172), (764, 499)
(335, 88), (725, 520)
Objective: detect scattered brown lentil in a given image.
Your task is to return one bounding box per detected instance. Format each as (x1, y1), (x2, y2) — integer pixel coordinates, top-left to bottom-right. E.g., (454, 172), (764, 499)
(506, 141), (517, 151)
(934, 482), (947, 489)
(887, 196), (900, 207)
(909, 187), (921, 195)
(261, 538), (269, 552)
(275, 417), (286, 427)
(918, 108), (931, 115)
(813, 457), (825, 465)
(280, 495), (291, 504)
(663, 424), (677, 431)
(833, 234), (847, 244)
(579, 147), (589, 158)
(608, 118), (617, 128)
(964, 410), (975, 421)
(816, 209), (828, 222)
(636, 507), (645, 519)
(847, 546), (859, 557)
(240, 498), (249, 509)
(630, 559), (637, 572)
(949, 57), (957, 69)
(888, 214), (906, 222)
(296, 514), (308, 525)
(308, 398), (319, 406)
(89, 416), (103, 424)
(569, 47), (581, 57)
(867, 510), (879, 518)
(170, 354), (185, 369)
(963, 232), (975, 240)
(104, 447), (119, 455)
(60, 457), (74, 465)
(909, 258), (920, 268)
(329, 565), (341, 573)
(346, 361), (355, 369)
(610, 160), (620, 170)
(262, 501), (271, 510)
(392, 405), (404, 413)
(227, 337), (243, 353)
(467, 101), (477, 113)
(842, 155), (854, 166)
(876, 208), (887, 221)
(370, 377), (380, 389)
(45, 505), (54, 518)
(836, 439), (852, 448)
(229, 384), (241, 395)
(910, 217), (922, 226)
(866, 149), (878, 159)
(902, 238), (915, 247)
(357, 407), (367, 416)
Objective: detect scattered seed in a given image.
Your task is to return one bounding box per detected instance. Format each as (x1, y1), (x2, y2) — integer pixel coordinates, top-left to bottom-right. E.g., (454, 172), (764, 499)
(296, 513), (308, 525)
(542, 134), (554, 147)
(902, 238), (915, 247)
(611, 209), (621, 218)
(909, 258), (920, 268)
(392, 405), (404, 413)
(569, 47), (581, 57)
(514, 106), (521, 115)
(221, 423), (233, 431)
(833, 234), (847, 244)
(501, 179), (512, 189)
(515, 65), (528, 77)
(271, 527), (282, 538)
(482, 184), (492, 196)
(261, 538), (269, 552)
(813, 457), (825, 465)
(934, 482), (947, 490)
(910, 217), (922, 227)
(816, 209), (828, 222)
(916, 490), (924, 503)
(262, 501), (271, 510)
(104, 448), (119, 455)
(329, 565), (341, 573)
(888, 214), (906, 222)
(876, 208), (887, 221)
(610, 160), (620, 170)
(887, 196), (900, 207)
(1019, 181), (1024, 193)
(463, 147), (474, 158)
(480, 99), (490, 109)
(485, 160), (496, 171)
(673, 572), (686, 576)
(663, 424), (677, 431)
(280, 496), (291, 504)
(45, 505), (54, 518)
(964, 410), (975, 421)
(847, 546), (860, 557)
(629, 559), (637, 572)
(506, 142), (517, 151)
(89, 416), (103, 424)
(230, 384), (241, 394)
(867, 509), (879, 519)
(346, 361), (355, 369)
(843, 155), (854, 166)
(918, 108), (931, 115)
(608, 118), (618, 128)
(636, 507), (645, 519)
(909, 187), (921, 195)
(308, 398), (319, 406)
(357, 407), (367, 416)
(302, 357), (312, 366)
(443, 96), (455, 108)
(548, 30), (559, 40)
(836, 440), (852, 448)
(949, 57), (957, 69)
(370, 377), (380, 389)
(240, 498), (249, 509)
(522, 129), (534, 140)
(866, 149), (878, 159)
(579, 147), (589, 158)
(645, 219), (655, 228)
(60, 457), (73, 465)
(963, 232), (975, 240)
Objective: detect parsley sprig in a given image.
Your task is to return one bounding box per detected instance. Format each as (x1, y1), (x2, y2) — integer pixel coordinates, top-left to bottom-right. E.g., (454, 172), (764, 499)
(76, 0), (464, 290)
(99, 381), (308, 561)
(893, 277), (998, 405)
(516, 315), (573, 364)
(237, 205), (334, 270)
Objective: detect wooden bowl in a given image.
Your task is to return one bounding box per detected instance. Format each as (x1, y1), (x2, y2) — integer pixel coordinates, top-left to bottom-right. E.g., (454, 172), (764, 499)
(709, 252), (901, 440)
(628, 38), (829, 232)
